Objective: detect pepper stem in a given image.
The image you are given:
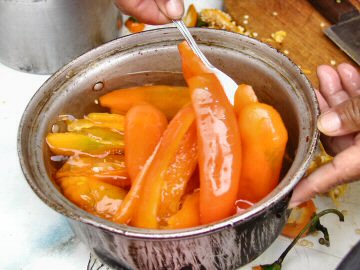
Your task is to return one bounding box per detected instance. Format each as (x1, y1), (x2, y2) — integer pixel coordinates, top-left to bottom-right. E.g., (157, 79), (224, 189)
(253, 208), (344, 270)
(277, 208), (344, 265)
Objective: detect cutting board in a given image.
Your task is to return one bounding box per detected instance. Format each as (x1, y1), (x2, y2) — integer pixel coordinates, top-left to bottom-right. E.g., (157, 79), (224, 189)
(224, 0), (359, 86)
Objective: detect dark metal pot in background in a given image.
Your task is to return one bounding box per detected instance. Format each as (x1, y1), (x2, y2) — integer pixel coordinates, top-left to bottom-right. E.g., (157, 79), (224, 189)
(0, 0), (120, 74)
(18, 28), (319, 270)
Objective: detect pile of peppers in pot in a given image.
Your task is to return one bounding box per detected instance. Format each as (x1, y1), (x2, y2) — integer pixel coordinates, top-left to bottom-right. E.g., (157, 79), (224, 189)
(46, 42), (288, 229)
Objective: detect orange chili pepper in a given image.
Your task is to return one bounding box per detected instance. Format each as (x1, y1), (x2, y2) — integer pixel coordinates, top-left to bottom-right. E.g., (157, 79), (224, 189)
(184, 167), (200, 194)
(234, 84), (258, 115)
(178, 45), (209, 80)
(113, 105), (195, 227)
(282, 200), (316, 239)
(166, 190), (200, 229)
(46, 127), (124, 156)
(67, 113), (125, 133)
(178, 41), (242, 224)
(125, 17), (145, 33)
(237, 102), (288, 203)
(59, 176), (127, 219)
(183, 4), (198, 27)
(125, 104), (168, 181)
(157, 122), (198, 222)
(56, 155), (131, 188)
(131, 105), (196, 228)
(234, 84), (287, 203)
(99, 85), (190, 119)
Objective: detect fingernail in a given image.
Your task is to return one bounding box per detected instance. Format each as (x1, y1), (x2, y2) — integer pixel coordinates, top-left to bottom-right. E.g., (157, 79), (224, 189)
(165, 0), (184, 19)
(317, 111), (341, 134)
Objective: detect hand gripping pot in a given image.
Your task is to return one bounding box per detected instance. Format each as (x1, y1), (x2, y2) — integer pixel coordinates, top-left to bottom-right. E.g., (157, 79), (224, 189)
(18, 28), (319, 270)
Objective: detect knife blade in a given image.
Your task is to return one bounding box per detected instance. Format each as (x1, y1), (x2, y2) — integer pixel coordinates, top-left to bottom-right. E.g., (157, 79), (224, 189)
(309, 0), (360, 66)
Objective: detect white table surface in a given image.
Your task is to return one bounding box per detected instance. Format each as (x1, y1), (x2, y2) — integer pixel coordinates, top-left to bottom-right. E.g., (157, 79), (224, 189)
(1, 1), (360, 269)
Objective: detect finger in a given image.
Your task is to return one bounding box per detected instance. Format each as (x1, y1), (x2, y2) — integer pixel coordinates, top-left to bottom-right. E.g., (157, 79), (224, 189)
(114, 0), (170, 25)
(317, 95), (360, 136)
(356, 133), (360, 141)
(315, 89), (330, 112)
(317, 88), (356, 153)
(337, 63), (360, 97)
(289, 142), (360, 208)
(154, 0), (184, 20)
(317, 65), (350, 107)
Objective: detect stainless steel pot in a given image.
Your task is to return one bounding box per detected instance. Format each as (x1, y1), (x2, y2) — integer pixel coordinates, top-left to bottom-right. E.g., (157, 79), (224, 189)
(18, 28), (319, 270)
(0, 0), (120, 74)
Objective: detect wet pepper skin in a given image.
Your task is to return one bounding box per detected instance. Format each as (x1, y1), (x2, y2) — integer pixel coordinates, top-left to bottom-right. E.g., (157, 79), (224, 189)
(235, 85), (288, 203)
(178, 42), (242, 224)
(99, 85), (190, 120)
(124, 103), (168, 182)
(112, 105), (196, 228)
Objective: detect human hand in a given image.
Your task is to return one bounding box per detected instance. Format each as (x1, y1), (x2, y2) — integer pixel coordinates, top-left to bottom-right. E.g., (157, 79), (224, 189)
(289, 63), (360, 208)
(114, 0), (184, 25)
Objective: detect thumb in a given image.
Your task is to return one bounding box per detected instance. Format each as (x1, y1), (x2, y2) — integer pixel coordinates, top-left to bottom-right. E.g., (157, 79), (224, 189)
(154, 0), (184, 20)
(317, 95), (360, 136)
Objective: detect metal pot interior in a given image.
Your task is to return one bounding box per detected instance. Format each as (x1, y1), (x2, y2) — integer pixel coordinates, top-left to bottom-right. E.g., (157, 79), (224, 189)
(18, 28), (319, 238)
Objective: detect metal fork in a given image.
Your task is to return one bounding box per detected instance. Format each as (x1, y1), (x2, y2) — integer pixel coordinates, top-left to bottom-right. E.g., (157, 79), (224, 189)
(172, 20), (238, 97)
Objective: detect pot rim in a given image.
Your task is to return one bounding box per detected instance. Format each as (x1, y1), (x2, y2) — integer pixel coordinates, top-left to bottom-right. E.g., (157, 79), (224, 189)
(17, 27), (320, 240)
